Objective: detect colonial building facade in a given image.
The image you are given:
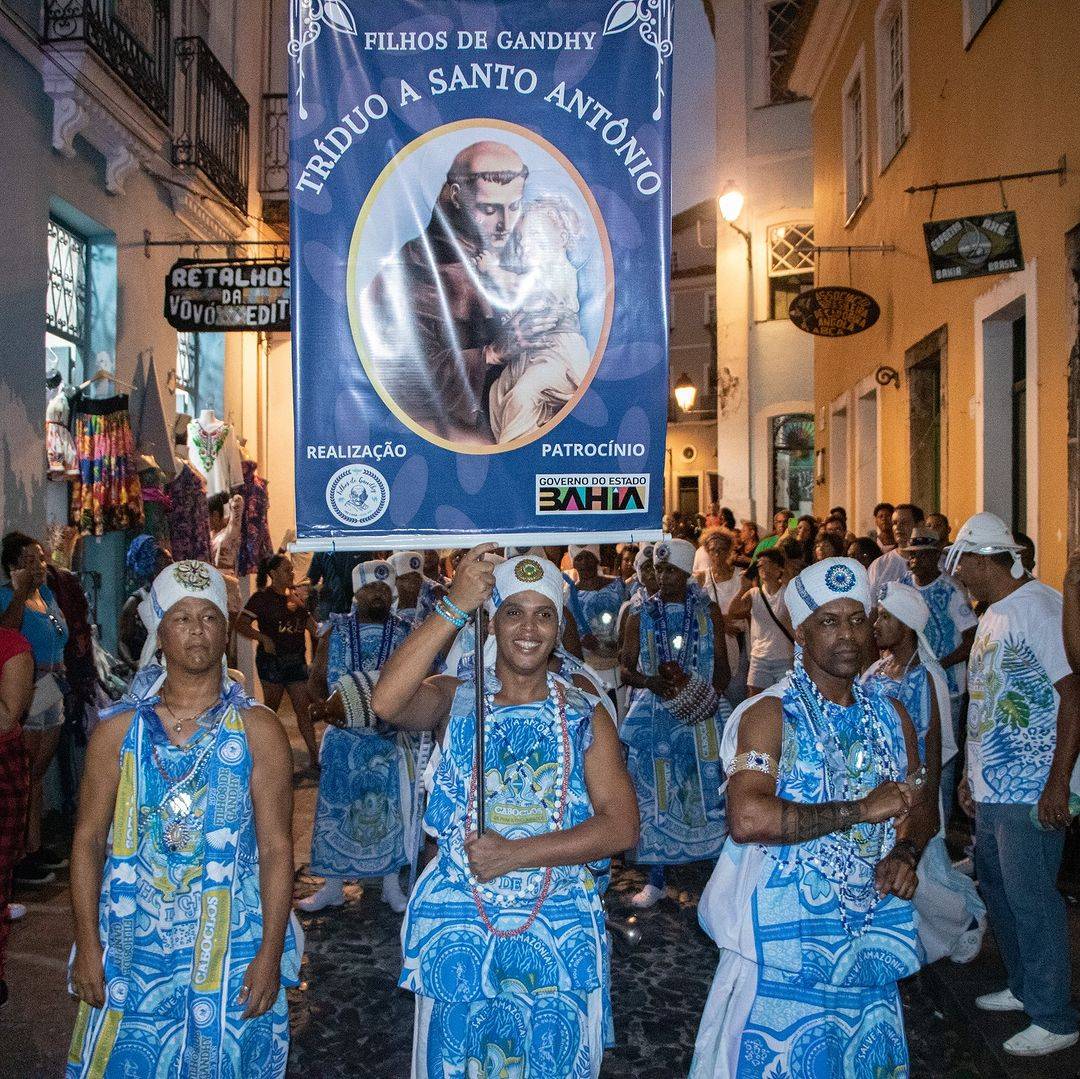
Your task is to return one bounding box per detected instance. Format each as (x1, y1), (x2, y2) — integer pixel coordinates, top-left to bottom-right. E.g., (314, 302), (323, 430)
(786, 0), (1079, 579)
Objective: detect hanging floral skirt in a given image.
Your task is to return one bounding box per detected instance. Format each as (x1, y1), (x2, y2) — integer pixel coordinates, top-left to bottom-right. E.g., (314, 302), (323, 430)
(71, 395), (144, 535)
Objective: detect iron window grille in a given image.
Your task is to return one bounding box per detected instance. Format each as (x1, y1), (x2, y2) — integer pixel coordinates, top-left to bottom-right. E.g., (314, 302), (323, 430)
(767, 0), (806, 104)
(46, 219), (89, 382)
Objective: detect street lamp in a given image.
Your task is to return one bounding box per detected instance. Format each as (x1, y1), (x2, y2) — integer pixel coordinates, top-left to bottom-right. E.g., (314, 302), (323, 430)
(673, 373), (697, 413)
(717, 180), (752, 269)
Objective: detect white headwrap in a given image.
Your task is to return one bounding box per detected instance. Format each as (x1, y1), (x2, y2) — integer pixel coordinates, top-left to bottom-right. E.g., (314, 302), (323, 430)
(633, 543), (655, 584)
(490, 555), (564, 619)
(388, 551), (423, 577)
(137, 560), (230, 672)
(568, 544), (601, 562)
(352, 559), (397, 599)
(943, 511), (1025, 580)
(786, 557), (871, 630)
(878, 582), (958, 766)
(653, 538), (695, 576)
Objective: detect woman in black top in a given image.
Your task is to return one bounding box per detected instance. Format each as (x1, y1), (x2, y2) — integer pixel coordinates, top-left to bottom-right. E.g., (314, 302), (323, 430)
(237, 555), (319, 772)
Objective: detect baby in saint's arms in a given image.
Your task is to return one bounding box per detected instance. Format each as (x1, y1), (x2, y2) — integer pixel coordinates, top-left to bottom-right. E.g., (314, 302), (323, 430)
(477, 195), (591, 444)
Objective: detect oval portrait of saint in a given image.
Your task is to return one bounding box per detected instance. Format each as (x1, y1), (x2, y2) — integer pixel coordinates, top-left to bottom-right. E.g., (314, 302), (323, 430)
(347, 120), (614, 453)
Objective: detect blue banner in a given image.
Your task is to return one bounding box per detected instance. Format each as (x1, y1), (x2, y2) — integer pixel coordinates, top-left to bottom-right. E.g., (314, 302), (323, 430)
(288, 0), (672, 548)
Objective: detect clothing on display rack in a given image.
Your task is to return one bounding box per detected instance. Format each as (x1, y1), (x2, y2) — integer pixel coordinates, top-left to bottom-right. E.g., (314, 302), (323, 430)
(134, 356), (178, 483)
(236, 459), (273, 577)
(164, 463), (212, 563)
(46, 383), (79, 481)
(71, 394), (144, 535)
(188, 410), (243, 496)
(136, 457), (172, 549)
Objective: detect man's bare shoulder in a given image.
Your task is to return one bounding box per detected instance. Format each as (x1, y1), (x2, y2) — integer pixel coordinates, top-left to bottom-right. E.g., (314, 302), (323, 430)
(239, 703), (290, 747)
(87, 709), (135, 752)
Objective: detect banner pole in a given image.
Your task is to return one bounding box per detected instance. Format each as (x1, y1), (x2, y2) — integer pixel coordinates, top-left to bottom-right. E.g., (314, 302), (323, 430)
(473, 608), (486, 837)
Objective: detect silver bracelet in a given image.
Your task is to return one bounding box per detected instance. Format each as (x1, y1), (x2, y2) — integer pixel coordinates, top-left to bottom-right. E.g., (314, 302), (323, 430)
(728, 750), (779, 779)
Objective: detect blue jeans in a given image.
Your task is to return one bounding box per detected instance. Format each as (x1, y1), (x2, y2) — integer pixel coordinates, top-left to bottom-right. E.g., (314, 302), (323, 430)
(974, 801), (1077, 1034)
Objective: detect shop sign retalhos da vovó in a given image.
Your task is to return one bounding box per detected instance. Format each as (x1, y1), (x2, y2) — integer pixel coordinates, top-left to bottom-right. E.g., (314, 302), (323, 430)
(164, 259), (291, 332)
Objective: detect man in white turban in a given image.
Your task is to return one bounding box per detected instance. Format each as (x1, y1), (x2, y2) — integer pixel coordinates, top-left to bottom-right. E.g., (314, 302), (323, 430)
(67, 561), (302, 1078)
(862, 582), (987, 965)
(619, 536), (730, 908)
(691, 558), (928, 1077)
(950, 512), (1080, 1057)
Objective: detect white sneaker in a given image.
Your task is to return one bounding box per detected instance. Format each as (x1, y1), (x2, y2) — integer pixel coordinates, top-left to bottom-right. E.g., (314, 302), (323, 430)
(950, 918), (986, 964)
(1003, 1024), (1079, 1057)
(381, 873), (409, 914)
(296, 880), (345, 912)
(4, 903), (26, 922)
(630, 884), (666, 909)
(975, 987), (1024, 1012)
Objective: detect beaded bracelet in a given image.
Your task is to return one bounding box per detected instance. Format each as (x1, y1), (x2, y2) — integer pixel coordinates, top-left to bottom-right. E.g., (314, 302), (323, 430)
(434, 600), (466, 630)
(441, 595), (469, 620)
(339, 674), (375, 730)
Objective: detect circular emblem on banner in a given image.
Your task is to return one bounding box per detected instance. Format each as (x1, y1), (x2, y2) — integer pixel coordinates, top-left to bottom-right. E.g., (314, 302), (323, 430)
(514, 559), (544, 583)
(788, 287), (880, 337)
(824, 564), (858, 594)
(326, 464), (390, 528)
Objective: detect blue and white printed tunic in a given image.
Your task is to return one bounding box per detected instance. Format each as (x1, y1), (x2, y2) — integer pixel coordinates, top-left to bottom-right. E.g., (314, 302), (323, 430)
(309, 613), (413, 878)
(401, 675), (607, 1078)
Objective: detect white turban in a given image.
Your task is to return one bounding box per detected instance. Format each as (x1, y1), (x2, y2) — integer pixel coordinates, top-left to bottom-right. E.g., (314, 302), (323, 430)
(388, 551), (423, 577)
(138, 560), (230, 671)
(568, 544), (601, 562)
(491, 555), (564, 619)
(633, 543), (655, 584)
(786, 557), (871, 630)
(353, 559), (397, 599)
(878, 582), (958, 765)
(943, 511), (1024, 580)
(653, 538), (695, 576)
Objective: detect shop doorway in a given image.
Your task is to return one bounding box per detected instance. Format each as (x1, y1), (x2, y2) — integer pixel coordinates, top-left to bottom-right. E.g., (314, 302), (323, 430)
(906, 327), (946, 514)
(771, 413), (815, 518)
(855, 382), (879, 535)
(1068, 224), (1080, 553)
(677, 475), (700, 516)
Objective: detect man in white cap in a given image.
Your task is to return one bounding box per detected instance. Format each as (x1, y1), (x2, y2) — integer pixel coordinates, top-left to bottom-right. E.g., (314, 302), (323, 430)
(869, 502), (925, 597)
(691, 557), (925, 1078)
(949, 512), (1080, 1057)
(568, 544), (626, 695)
(901, 523), (978, 821)
(620, 538), (730, 908)
(67, 561), (302, 1077)
(301, 558), (418, 914)
(371, 545), (639, 1077)
(863, 582), (987, 964)
(389, 550), (444, 628)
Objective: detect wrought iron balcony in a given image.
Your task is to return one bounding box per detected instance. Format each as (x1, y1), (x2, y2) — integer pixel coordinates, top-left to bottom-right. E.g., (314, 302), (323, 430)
(260, 94), (289, 232)
(44, 0), (172, 123)
(172, 36), (249, 213)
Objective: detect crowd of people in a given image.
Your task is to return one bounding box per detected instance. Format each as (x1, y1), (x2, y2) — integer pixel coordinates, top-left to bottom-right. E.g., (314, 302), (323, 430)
(0, 498), (1078, 1076)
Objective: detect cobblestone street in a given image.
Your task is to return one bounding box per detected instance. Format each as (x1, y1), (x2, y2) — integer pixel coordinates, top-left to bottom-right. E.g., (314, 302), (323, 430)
(5, 749), (1079, 1077)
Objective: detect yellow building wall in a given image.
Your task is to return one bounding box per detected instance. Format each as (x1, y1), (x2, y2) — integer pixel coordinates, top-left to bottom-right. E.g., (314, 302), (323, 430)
(807, 0), (1080, 583)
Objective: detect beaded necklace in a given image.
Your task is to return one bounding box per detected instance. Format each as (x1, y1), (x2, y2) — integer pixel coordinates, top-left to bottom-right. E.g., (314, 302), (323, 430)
(463, 673), (571, 938)
(347, 611), (397, 673)
(786, 661), (901, 937)
(645, 591), (698, 672)
(147, 710), (223, 854)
